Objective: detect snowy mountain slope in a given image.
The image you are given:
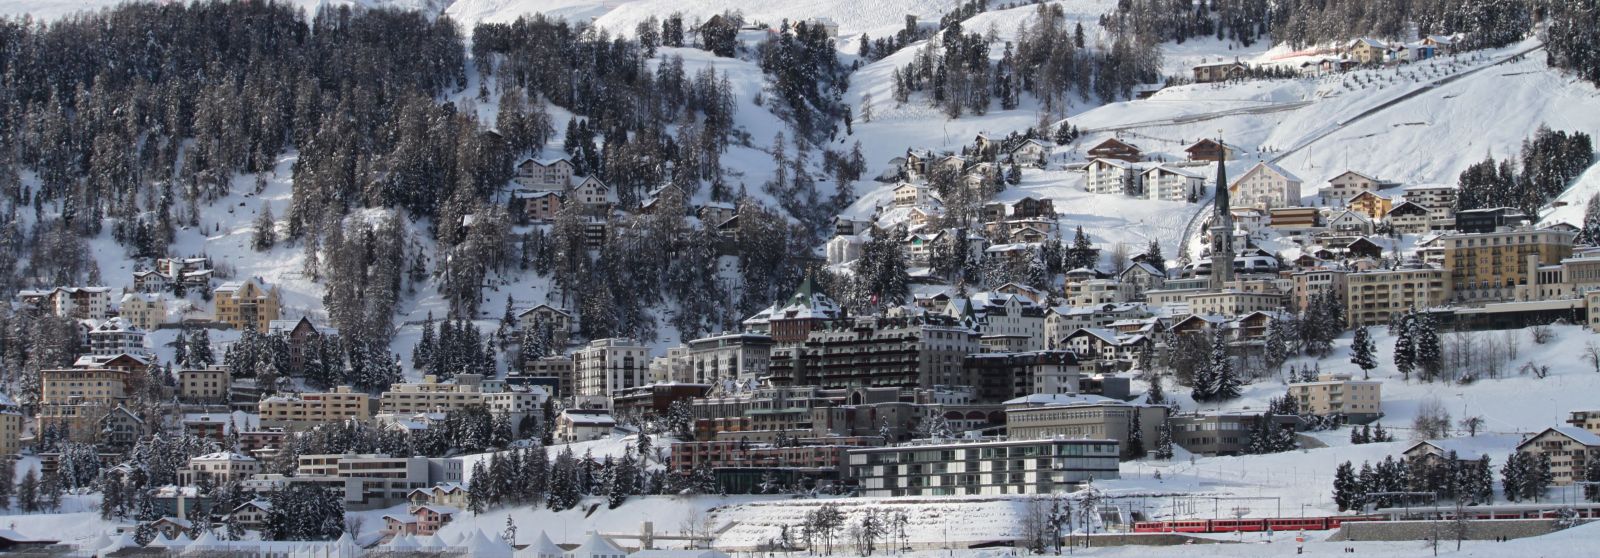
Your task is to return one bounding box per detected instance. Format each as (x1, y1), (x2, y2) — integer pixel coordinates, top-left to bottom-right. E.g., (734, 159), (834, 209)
(1068, 40), (1599, 194)
(3, 0), (452, 21)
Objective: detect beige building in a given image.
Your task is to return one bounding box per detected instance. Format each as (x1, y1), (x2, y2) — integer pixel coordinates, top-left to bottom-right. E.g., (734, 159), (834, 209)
(1290, 269), (1348, 312)
(214, 278), (283, 331)
(178, 452), (260, 486)
(519, 355), (573, 398)
(41, 368), (132, 404)
(119, 293), (169, 331)
(0, 398), (21, 457)
(378, 374), (546, 432)
(1567, 410), (1600, 435)
(258, 386), (372, 429)
(572, 338), (651, 402)
(1287, 372), (1382, 421)
(1400, 185), (1458, 224)
(1185, 290), (1286, 318)
(1006, 400), (1169, 459)
(1343, 266), (1451, 327)
(1319, 170), (1391, 206)
(1516, 427), (1600, 485)
(178, 367), (231, 404)
(1229, 162), (1303, 209)
(1442, 229), (1575, 303)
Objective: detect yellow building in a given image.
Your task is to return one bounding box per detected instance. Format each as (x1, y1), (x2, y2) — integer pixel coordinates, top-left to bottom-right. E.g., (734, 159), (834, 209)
(1442, 229), (1576, 303)
(1344, 267), (1451, 327)
(1287, 373), (1382, 421)
(214, 278), (282, 331)
(258, 386), (372, 430)
(1347, 191), (1393, 221)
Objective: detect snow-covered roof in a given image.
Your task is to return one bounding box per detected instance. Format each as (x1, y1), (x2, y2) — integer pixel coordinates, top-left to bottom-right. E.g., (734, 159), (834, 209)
(1144, 164), (1203, 178)
(192, 451), (255, 462)
(1404, 438), (1498, 461)
(560, 411), (616, 426)
(1003, 393), (1123, 407)
(1524, 426), (1600, 448)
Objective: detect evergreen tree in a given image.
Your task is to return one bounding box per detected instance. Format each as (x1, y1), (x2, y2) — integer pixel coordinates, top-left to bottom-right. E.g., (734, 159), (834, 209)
(1502, 453), (1528, 502)
(1145, 375), (1165, 405)
(1414, 314), (1442, 382)
(1333, 461), (1358, 511)
(1350, 326), (1377, 379)
(252, 203), (277, 251)
(1393, 312), (1416, 381)
(17, 468), (40, 512)
(1210, 327), (1241, 400)
(1143, 239), (1165, 272)
(1153, 418), (1175, 460)
(1126, 411), (1145, 459)
(1263, 319), (1288, 373)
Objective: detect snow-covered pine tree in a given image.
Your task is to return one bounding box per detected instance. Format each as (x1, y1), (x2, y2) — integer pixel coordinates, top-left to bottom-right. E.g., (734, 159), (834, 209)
(1393, 312), (1416, 381)
(1414, 314), (1442, 382)
(1502, 453), (1528, 502)
(1153, 418), (1175, 460)
(1333, 461), (1358, 511)
(1145, 374), (1165, 405)
(1351, 326), (1377, 379)
(252, 202), (277, 251)
(1211, 328), (1242, 400)
(1127, 411), (1145, 459)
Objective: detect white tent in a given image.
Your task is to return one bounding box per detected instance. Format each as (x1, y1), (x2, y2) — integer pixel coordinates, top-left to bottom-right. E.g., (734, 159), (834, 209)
(98, 533), (141, 556)
(332, 533), (361, 558)
(461, 528), (516, 558)
(566, 532), (627, 558)
(416, 533), (450, 548)
(182, 531), (227, 555)
(382, 533), (420, 550)
(78, 533), (114, 553)
(515, 531), (567, 558)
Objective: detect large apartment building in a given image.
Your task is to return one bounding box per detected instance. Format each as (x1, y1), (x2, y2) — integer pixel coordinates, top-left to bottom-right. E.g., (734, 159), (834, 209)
(1442, 229), (1575, 303)
(773, 316), (980, 389)
(1515, 427), (1600, 485)
(16, 286), (112, 320)
(847, 437), (1120, 497)
(258, 387), (373, 430)
(1286, 372), (1382, 421)
(686, 333), (775, 386)
(214, 278), (283, 331)
(572, 338), (651, 402)
(1343, 266), (1451, 327)
(1005, 400), (1168, 459)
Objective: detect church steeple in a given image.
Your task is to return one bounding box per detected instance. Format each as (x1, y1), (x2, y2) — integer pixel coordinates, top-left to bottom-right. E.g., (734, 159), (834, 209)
(1209, 141), (1234, 289)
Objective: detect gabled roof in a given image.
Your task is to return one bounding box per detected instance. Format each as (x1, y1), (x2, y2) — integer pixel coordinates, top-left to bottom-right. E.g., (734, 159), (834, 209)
(1232, 161), (1304, 187)
(1330, 169), (1382, 184)
(1402, 439), (1494, 461)
(516, 304), (572, 319)
(1518, 426), (1600, 450)
(1143, 165), (1203, 179)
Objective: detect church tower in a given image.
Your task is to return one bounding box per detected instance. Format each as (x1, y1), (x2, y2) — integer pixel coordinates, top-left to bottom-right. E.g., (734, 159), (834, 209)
(1209, 142), (1234, 290)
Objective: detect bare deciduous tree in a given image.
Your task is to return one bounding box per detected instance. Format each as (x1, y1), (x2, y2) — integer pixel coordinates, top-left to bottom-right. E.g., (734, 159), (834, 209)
(1412, 398), (1453, 440)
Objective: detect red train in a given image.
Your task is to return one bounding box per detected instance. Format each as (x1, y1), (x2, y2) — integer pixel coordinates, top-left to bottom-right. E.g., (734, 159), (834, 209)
(1132, 515), (1385, 534)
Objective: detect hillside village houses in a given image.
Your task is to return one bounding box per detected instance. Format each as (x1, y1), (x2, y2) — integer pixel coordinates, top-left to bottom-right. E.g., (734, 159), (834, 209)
(8, 122), (1600, 547)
